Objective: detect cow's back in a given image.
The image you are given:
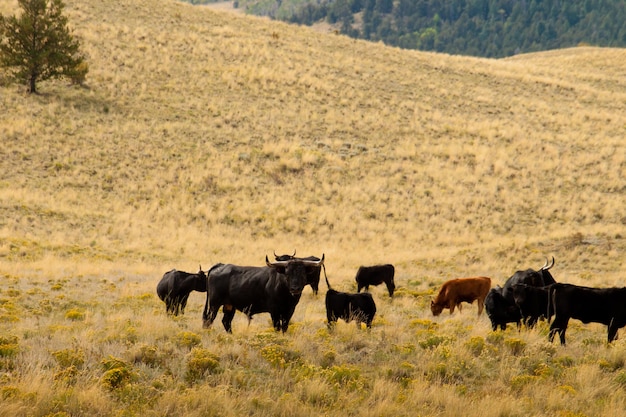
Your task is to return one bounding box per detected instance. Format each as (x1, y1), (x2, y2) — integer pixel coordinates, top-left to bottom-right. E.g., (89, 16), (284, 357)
(553, 284), (626, 325)
(208, 264), (276, 309)
(356, 264), (394, 283)
(503, 269), (545, 301)
(438, 277), (490, 301)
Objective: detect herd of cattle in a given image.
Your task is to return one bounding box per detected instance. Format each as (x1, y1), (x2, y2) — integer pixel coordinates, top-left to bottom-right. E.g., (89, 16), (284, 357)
(157, 254), (626, 345)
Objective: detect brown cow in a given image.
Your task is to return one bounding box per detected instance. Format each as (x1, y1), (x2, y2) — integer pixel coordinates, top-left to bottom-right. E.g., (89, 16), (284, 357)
(430, 277), (492, 316)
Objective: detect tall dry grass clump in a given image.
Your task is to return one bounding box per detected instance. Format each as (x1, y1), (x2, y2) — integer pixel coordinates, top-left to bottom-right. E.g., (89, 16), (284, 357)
(1, 0), (626, 415)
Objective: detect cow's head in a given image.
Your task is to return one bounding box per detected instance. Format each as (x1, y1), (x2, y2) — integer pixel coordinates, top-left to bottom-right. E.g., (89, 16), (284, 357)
(430, 300), (444, 316)
(266, 254), (324, 296)
(274, 249), (296, 262)
(386, 278), (396, 297)
(196, 265), (208, 292)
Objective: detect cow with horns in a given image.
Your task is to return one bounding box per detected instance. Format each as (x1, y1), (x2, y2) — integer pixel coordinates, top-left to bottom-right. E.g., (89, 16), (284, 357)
(202, 255), (325, 333)
(501, 257), (556, 304)
(274, 250), (323, 295)
(157, 266), (207, 316)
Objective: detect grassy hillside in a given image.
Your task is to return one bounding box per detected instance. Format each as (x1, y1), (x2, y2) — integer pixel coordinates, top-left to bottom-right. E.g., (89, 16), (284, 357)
(1, 0), (626, 415)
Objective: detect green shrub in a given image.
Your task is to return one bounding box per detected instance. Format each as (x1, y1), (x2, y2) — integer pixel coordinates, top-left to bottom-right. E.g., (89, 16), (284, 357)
(419, 335), (448, 349)
(175, 331), (202, 349)
(326, 364), (361, 389)
(54, 365), (79, 386)
(465, 336), (486, 356)
(101, 367), (133, 390)
(64, 308), (85, 321)
(52, 348), (85, 368)
(509, 374), (538, 392)
(1, 385), (19, 399)
(504, 338), (526, 355)
(134, 344), (165, 367)
(260, 343), (302, 368)
(320, 349), (336, 368)
(0, 335), (19, 357)
(100, 356), (135, 391)
(185, 348), (222, 382)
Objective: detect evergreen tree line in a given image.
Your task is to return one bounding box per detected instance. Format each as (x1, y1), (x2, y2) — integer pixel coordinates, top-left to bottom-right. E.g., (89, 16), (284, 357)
(282, 0), (626, 57)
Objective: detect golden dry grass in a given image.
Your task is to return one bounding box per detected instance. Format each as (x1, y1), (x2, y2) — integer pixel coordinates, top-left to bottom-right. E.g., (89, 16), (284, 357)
(1, 0), (626, 415)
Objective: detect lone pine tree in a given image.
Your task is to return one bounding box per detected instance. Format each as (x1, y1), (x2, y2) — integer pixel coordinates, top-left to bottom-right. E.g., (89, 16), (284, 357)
(0, 0), (87, 93)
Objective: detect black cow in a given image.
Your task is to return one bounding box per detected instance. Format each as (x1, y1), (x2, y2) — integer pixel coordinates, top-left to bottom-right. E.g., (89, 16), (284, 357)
(549, 283), (626, 345)
(157, 266), (207, 316)
(484, 286), (522, 331)
(202, 255), (324, 333)
(511, 283), (553, 327)
(502, 257), (556, 303)
(355, 264), (395, 297)
(325, 274), (376, 329)
(274, 250), (322, 295)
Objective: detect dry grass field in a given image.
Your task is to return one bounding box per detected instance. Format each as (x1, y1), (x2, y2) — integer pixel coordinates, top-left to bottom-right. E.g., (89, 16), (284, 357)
(1, 0), (626, 415)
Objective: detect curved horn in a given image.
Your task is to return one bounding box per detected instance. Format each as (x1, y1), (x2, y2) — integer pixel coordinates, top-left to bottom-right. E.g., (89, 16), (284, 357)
(540, 257), (549, 270)
(273, 250), (278, 259)
(292, 249), (296, 257)
(199, 264), (202, 272)
(302, 253), (324, 267)
(266, 255), (286, 267)
(546, 256), (555, 270)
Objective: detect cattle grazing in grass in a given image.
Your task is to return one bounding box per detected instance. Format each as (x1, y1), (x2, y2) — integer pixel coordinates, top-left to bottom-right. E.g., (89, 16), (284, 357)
(511, 283), (553, 327)
(202, 255), (324, 333)
(430, 276), (491, 316)
(274, 250), (323, 295)
(548, 283), (626, 345)
(502, 257), (556, 304)
(325, 274), (376, 329)
(485, 286), (522, 331)
(355, 264), (396, 297)
(157, 266), (208, 316)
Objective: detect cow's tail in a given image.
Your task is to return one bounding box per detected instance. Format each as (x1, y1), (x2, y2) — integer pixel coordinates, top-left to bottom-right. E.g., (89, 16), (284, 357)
(323, 264), (332, 290)
(546, 284), (556, 324)
(202, 263), (223, 321)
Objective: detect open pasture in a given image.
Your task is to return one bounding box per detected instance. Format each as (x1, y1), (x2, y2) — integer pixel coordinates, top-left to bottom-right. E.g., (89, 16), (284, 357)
(1, 0), (626, 415)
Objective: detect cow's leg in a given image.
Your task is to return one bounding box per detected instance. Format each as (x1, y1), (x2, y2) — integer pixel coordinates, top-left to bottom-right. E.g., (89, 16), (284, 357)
(180, 294), (190, 315)
(221, 305), (235, 333)
(202, 303), (219, 329)
(608, 318), (620, 343)
(477, 299), (484, 316)
(449, 302), (456, 314)
(327, 310), (337, 330)
(280, 317), (290, 333)
(549, 316), (569, 345)
(270, 311), (282, 332)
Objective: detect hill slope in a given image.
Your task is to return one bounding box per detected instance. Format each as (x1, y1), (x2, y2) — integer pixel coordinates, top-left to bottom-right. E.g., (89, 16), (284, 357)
(2, 1), (626, 416)
(1, 0), (625, 279)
